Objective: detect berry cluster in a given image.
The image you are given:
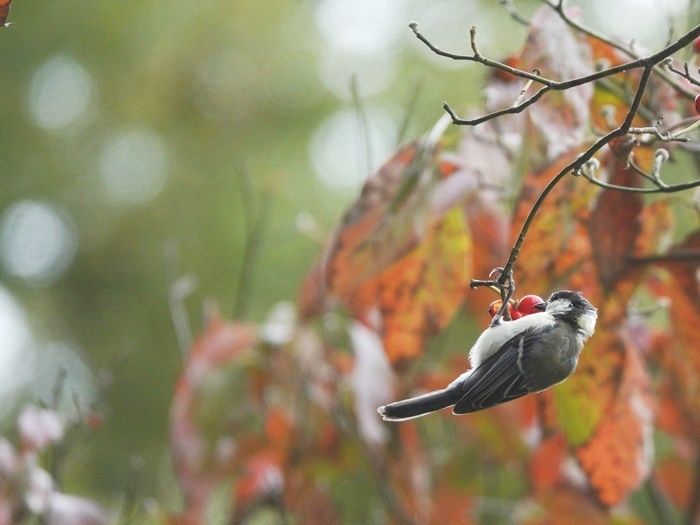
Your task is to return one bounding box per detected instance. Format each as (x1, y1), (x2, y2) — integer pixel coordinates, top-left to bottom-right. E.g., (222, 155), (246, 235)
(488, 294), (544, 320)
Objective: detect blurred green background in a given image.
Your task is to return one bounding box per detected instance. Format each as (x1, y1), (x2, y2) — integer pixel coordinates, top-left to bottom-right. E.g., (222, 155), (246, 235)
(0, 0), (694, 513)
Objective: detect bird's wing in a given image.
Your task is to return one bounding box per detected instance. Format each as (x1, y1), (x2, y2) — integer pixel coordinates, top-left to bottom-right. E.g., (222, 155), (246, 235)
(452, 326), (552, 414)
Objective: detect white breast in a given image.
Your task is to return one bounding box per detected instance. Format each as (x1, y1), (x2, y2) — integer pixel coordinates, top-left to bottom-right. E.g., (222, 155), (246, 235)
(468, 313), (556, 368)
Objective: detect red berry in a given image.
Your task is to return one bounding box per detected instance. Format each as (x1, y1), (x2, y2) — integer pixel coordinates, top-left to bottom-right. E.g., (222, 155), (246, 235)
(488, 300), (521, 320)
(694, 37), (700, 54)
(695, 94), (700, 115)
(517, 294), (545, 315)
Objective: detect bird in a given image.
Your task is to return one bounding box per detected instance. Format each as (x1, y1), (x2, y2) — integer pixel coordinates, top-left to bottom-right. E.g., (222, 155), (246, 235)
(377, 290), (597, 422)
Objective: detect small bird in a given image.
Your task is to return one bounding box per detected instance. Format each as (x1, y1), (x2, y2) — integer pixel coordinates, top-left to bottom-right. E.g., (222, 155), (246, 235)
(378, 290), (597, 421)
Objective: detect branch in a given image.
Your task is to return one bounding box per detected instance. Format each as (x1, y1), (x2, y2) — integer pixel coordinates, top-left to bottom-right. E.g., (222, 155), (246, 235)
(443, 86), (549, 126)
(664, 58), (700, 88)
(627, 126), (689, 143)
(410, 21), (700, 126)
(499, 0), (530, 27)
(631, 250), (700, 264)
(580, 173), (700, 193)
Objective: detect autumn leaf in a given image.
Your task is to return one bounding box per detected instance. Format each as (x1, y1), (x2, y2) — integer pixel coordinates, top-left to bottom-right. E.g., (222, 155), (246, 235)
(170, 307), (258, 520)
(445, 126), (511, 322)
(586, 157), (643, 293)
(529, 433), (568, 491)
(350, 206), (470, 367)
(0, 0), (12, 27)
(569, 316), (653, 506)
(324, 121), (449, 301)
(510, 150), (597, 294)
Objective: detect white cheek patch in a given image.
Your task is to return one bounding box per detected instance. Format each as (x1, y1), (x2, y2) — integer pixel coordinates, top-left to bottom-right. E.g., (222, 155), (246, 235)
(577, 312), (597, 339)
(546, 300), (572, 317)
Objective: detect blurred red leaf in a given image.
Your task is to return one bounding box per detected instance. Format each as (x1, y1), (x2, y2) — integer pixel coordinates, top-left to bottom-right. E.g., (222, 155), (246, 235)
(0, 0), (11, 27)
(586, 159), (643, 293)
(233, 452), (284, 518)
(645, 231), (700, 438)
(170, 308), (258, 520)
(529, 433), (568, 490)
(297, 258), (326, 321)
(654, 456), (693, 510)
(633, 200), (673, 259)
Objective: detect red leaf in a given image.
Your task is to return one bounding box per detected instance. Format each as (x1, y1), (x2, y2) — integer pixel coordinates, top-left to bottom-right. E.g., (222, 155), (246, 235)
(0, 0), (12, 27)
(586, 160), (643, 292)
(170, 309), (258, 519)
(529, 433), (568, 490)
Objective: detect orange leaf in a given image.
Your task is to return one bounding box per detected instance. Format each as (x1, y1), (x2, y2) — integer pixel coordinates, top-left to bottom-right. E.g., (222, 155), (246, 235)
(633, 200), (673, 259)
(510, 150), (597, 295)
(655, 456), (693, 510)
(586, 159), (643, 292)
(573, 324), (653, 506)
(324, 142), (438, 300)
(297, 258), (326, 321)
(350, 207), (470, 367)
(529, 433), (568, 490)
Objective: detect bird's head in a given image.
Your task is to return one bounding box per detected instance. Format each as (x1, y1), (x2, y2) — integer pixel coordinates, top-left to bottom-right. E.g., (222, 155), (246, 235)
(534, 290), (597, 339)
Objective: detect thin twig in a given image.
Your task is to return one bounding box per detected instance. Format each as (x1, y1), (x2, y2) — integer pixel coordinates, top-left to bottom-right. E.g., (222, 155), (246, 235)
(664, 58), (700, 87)
(499, 0), (530, 26)
(627, 126), (688, 143)
(410, 21), (700, 126)
(444, 87), (549, 126)
(232, 165), (269, 319)
(580, 173), (700, 193)
(631, 250), (700, 264)
(628, 159), (658, 183)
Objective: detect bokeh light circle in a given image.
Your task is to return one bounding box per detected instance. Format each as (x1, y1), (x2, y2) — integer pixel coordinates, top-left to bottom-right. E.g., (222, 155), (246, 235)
(0, 201), (78, 286)
(28, 55), (94, 131)
(98, 129), (169, 207)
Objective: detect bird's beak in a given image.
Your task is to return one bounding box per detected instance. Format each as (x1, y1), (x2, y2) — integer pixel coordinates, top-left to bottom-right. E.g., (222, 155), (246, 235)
(533, 301), (547, 312)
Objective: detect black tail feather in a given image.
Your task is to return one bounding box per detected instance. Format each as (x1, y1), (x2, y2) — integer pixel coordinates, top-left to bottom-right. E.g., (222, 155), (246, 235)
(378, 388), (461, 421)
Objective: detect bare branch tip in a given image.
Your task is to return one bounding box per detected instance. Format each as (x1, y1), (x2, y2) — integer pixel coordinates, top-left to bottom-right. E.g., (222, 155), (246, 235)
(408, 21), (418, 32)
